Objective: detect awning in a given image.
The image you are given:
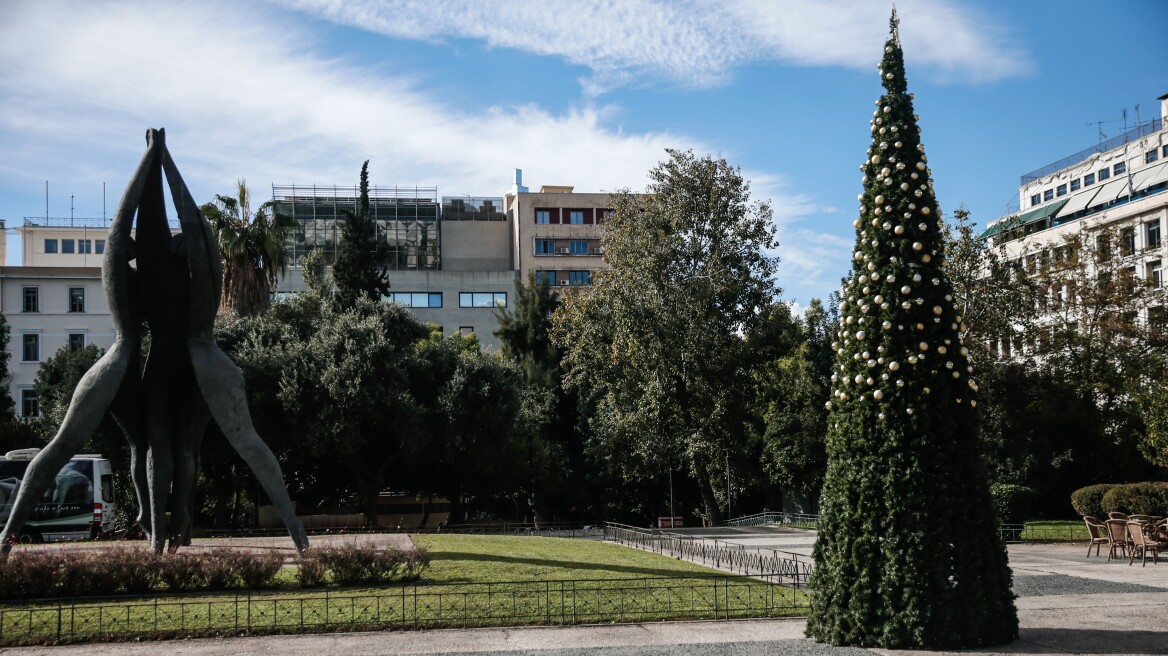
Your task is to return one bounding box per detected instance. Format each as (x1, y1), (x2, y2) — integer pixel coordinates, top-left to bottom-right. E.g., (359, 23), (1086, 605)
(1057, 186), (1101, 216)
(1132, 161), (1168, 192)
(1087, 177), (1131, 208)
(979, 198), (1068, 239)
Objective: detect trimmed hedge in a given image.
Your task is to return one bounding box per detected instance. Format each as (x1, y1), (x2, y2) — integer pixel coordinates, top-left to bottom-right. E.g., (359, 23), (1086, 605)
(1070, 484), (1114, 518)
(1101, 482), (1168, 516)
(0, 545), (430, 600)
(990, 484), (1036, 523)
(1072, 482), (1168, 517)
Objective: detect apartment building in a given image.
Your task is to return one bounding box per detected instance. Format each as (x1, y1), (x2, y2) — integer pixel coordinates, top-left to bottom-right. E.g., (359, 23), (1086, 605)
(504, 175), (611, 289)
(1, 265), (111, 415)
(982, 93), (1168, 353)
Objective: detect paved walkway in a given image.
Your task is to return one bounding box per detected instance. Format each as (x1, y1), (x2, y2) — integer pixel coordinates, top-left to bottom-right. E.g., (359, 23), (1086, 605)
(6, 537), (1168, 655)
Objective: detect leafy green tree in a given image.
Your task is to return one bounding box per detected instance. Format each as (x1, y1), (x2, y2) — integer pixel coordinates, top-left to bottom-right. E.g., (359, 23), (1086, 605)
(201, 180), (298, 317)
(332, 161), (391, 307)
(807, 13), (1016, 648)
(495, 272), (595, 524)
(553, 149), (780, 525)
(754, 299), (836, 511)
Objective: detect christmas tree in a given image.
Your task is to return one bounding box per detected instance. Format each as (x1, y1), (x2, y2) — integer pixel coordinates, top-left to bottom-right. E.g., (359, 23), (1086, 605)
(806, 10), (1018, 649)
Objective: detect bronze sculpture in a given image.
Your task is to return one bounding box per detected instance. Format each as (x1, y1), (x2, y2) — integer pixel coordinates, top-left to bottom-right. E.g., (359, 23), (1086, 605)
(0, 129), (308, 555)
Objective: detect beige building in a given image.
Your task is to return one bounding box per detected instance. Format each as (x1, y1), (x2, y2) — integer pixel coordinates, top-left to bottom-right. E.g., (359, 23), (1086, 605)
(17, 219), (112, 268)
(505, 177), (611, 288)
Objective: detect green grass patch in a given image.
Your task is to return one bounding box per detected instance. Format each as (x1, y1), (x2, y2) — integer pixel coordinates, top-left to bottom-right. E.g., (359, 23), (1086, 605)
(413, 534), (736, 583)
(1017, 520), (1089, 542)
(0, 535), (808, 646)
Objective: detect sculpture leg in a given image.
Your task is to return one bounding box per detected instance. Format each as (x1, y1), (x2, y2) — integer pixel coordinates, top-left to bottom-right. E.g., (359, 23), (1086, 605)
(145, 392), (174, 555)
(168, 405), (210, 552)
(188, 339), (309, 554)
(0, 342), (133, 555)
(109, 372), (150, 537)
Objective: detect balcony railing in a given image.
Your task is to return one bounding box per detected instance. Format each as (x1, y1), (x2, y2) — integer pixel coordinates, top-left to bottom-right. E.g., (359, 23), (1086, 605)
(1022, 117), (1164, 184)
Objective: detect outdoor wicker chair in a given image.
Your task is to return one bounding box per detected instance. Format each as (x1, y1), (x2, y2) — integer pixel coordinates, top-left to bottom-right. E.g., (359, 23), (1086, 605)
(1104, 519), (1129, 561)
(1083, 515), (1109, 557)
(1108, 511), (1129, 520)
(1126, 521), (1168, 566)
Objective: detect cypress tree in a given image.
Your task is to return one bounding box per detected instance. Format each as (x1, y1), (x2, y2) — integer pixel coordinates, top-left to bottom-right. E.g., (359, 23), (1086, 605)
(332, 160), (391, 306)
(806, 11), (1018, 649)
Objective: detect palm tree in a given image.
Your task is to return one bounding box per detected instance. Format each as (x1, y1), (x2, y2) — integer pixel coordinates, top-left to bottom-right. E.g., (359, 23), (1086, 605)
(200, 180), (297, 316)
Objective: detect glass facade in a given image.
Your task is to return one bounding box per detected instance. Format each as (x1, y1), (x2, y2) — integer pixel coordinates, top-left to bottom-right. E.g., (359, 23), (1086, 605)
(272, 185), (441, 270)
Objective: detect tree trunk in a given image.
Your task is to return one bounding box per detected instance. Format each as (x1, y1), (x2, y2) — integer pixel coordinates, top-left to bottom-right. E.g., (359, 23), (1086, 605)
(695, 466), (722, 526)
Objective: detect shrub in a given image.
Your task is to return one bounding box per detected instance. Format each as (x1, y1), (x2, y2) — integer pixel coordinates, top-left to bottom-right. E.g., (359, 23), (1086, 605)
(237, 550), (284, 589)
(203, 549), (242, 590)
(159, 552), (208, 591)
(297, 551), (328, 588)
(1101, 482), (1168, 516)
(990, 483), (1036, 523)
(1070, 483), (1114, 518)
(114, 548), (162, 594)
(402, 546), (430, 581)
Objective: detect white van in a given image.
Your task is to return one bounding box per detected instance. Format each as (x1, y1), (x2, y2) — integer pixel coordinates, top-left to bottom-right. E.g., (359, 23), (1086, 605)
(0, 449), (116, 543)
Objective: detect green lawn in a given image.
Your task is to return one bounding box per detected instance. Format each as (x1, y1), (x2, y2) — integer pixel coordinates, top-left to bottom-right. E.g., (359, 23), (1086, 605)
(1017, 520), (1089, 542)
(0, 534), (808, 645)
(413, 534), (737, 583)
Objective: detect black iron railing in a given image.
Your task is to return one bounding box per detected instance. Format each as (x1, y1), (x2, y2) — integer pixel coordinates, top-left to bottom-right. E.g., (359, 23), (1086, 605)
(0, 574), (807, 645)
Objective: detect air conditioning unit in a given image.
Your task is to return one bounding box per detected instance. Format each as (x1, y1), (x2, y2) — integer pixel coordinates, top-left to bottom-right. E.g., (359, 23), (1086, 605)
(592, 247), (604, 254)
(559, 280), (570, 286)
(558, 247), (570, 254)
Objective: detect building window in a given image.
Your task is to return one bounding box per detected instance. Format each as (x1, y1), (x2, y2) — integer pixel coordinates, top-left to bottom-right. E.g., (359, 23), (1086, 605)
(459, 326), (475, 337)
(1121, 227), (1136, 256)
(61, 239), (75, 254)
(459, 292), (507, 308)
(568, 270), (591, 286)
(22, 287), (39, 313)
(1084, 172), (1096, 186)
(68, 333), (86, 352)
(20, 389), (39, 418)
(569, 210), (584, 225)
(1113, 162), (1126, 175)
(69, 287), (86, 313)
(1030, 194), (1040, 207)
(534, 239), (555, 255)
(1149, 150), (1161, 164)
(1095, 234), (1111, 262)
(22, 333), (40, 362)
(569, 240), (589, 255)
(1070, 178), (1081, 191)
(1163, 145), (1168, 159)
(1147, 260), (1163, 289)
(389, 292), (442, 308)
(78, 239), (92, 254)
(535, 270), (557, 286)
(1098, 167), (1111, 181)
(1148, 221), (1162, 249)
(95, 240), (105, 254)
(536, 210), (551, 225)
(1056, 184), (1067, 197)
(44, 239), (58, 254)
(1042, 189), (1053, 202)
(599, 209), (614, 224)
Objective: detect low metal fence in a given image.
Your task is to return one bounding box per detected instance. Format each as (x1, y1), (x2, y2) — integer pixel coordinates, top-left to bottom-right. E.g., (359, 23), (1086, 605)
(603, 523), (814, 586)
(722, 513), (1088, 544)
(722, 512), (819, 528)
(0, 574), (807, 645)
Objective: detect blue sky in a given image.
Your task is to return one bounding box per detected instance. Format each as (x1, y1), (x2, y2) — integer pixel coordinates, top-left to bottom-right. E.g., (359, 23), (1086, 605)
(1, 0), (1165, 309)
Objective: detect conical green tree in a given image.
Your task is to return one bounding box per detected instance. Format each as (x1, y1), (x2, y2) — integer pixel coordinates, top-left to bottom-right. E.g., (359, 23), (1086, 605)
(806, 11), (1017, 649)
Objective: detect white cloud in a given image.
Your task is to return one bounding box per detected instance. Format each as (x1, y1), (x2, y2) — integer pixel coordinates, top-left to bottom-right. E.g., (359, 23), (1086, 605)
(0, 2), (701, 209)
(276, 0), (1030, 94)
